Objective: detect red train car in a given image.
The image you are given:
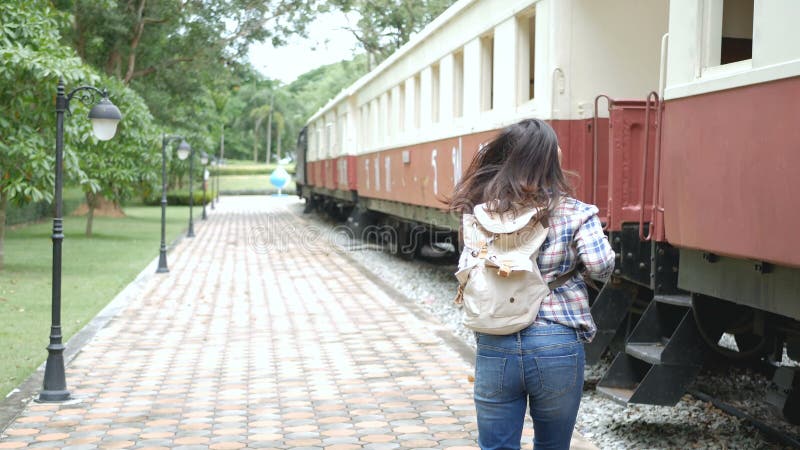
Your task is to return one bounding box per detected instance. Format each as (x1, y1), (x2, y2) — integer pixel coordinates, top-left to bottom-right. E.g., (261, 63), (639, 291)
(295, 0), (800, 419)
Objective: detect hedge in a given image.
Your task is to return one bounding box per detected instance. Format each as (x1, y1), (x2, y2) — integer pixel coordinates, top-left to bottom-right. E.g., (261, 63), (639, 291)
(220, 188), (297, 196)
(213, 164), (296, 176)
(142, 190), (217, 207)
(5, 187), (84, 226)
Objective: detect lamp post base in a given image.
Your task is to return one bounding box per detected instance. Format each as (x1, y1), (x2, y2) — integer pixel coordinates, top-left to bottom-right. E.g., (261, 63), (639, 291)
(39, 348), (70, 402)
(37, 389), (70, 403)
(187, 224), (195, 238)
(156, 252), (169, 273)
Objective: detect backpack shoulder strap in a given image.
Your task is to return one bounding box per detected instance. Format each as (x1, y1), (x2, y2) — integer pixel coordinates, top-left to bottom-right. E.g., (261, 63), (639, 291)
(547, 269), (576, 290)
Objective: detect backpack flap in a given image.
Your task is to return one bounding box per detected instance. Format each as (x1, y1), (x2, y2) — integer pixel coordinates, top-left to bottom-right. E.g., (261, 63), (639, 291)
(454, 203), (553, 335)
(473, 203), (542, 233)
(462, 269), (551, 335)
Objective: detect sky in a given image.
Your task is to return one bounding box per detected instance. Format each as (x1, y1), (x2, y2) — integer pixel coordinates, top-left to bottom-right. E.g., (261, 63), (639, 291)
(248, 10), (361, 84)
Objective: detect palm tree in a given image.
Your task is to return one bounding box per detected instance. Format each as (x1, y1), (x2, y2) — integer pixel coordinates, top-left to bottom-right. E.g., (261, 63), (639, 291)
(249, 104), (271, 162)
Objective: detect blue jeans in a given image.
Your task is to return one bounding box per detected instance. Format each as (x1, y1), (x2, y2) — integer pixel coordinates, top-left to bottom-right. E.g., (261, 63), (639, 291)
(474, 321), (584, 450)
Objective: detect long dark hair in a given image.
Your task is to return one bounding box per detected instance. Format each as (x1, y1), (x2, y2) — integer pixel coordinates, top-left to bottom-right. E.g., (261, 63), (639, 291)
(448, 118), (572, 216)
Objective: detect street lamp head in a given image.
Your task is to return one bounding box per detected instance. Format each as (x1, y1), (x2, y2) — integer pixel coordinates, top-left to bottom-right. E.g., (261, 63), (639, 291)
(200, 152), (209, 165)
(177, 140), (191, 160)
(88, 96), (123, 141)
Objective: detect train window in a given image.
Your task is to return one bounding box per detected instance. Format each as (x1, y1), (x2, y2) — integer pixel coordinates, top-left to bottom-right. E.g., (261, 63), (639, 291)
(398, 83), (406, 132)
(326, 122), (333, 156)
(432, 63), (440, 123)
(527, 13), (535, 100)
(338, 113), (346, 153)
(316, 126), (322, 157)
(480, 34), (494, 111)
(721, 0), (753, 64)
(370, 99), (379, 147)
(359, 105), (367, 150)
(705, 0), (753, 68)
(414, 73), (421, 129)
(515, 9), (536, 104)
(386, 90), (393, 140)
(378, 93), (387, 145)
(308, 125), (316, 159)
(453, 50), (464, 118)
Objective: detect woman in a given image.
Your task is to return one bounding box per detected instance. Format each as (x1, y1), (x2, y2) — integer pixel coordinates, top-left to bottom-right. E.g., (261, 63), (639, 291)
(449, 118), (615, 450)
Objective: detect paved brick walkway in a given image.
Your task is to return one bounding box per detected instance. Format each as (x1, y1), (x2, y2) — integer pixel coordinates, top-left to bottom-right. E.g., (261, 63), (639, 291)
(0, 196), (597, 450)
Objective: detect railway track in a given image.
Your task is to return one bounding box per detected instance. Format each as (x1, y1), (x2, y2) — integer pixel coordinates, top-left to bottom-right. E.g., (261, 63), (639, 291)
(299, 203), (800, 449)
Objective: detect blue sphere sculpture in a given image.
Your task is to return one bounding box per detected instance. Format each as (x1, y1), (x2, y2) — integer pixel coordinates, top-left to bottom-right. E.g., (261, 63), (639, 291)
(270, 166), (290, 191)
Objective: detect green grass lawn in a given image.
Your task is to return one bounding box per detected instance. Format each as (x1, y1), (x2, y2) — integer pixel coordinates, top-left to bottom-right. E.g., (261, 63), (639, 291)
(216, 159), (295, 176)
(0, 205), (202, 398)
(218, 174), (296, 194)
(223, 159), (267, 167)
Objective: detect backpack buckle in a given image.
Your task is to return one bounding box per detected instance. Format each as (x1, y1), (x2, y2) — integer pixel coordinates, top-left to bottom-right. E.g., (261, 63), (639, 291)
(477, 243), (488, 259)
(453, 284), (465, 305)
(497, 261), (512, 277)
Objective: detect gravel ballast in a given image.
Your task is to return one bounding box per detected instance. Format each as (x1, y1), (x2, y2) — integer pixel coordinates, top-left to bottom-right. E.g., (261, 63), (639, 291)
(291, 200), (800, 449)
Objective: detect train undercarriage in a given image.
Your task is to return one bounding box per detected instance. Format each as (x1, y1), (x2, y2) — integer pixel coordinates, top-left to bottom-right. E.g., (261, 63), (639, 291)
(302, 184), (800, 424)
(588, 223), (800, 424)
(300, 185), (459, 262)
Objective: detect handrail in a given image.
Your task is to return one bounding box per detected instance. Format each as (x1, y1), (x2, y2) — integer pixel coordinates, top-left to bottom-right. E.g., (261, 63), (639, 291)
(639, 91), (659, 241)
(593, 94), (613, 230)
(652, 90), (666, 228)
(651, 32), (670, 240)
(551, 67), (565, 118)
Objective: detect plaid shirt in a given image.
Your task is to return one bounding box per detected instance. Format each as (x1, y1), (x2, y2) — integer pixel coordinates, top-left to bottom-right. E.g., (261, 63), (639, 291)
(535, 197), (615, 342)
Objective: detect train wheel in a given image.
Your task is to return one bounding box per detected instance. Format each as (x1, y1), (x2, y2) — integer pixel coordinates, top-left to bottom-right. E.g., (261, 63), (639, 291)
(382, 220), (415, 260)
(693, 294), (775, 361)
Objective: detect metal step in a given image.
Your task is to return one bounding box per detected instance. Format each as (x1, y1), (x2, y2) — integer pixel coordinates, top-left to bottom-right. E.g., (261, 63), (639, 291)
(596, 385), (634, 405)
(626, 299), (705, 366)
(653, 294), (692, 308)
(597, 353), (702, 406)
(595, 294), (707, 406)
(585, 282), (637, 365)
(626, 342), (665, 365)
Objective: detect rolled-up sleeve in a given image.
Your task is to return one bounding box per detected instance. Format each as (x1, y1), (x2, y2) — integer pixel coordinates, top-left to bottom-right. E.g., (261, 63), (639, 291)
(575, 214), (615, 281)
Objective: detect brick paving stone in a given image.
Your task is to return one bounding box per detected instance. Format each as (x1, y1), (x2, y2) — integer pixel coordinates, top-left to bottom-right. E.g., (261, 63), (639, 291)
(4, 429), (38, 437)
(0, 197), (599, 450)
(62, 445), (98, 450)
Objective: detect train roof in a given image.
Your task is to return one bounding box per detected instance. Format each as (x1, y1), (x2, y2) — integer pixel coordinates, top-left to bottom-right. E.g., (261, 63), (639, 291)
(306, 0), (474, 125)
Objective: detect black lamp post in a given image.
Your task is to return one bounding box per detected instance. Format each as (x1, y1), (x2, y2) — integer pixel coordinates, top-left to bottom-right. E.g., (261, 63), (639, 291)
(157, 135), (190, 273)
(177, 144), (195, 237)
(39, 79), (122, 403)
(210, 157), (217, 210)
(215, 155), (221, 204)
(200, 151), (209, 220)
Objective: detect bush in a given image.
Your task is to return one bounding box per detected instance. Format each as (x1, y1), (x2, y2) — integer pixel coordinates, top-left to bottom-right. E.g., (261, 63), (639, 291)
(5, 187), (84, 226)
(213, 163), (295, 176)
(221, 188), (297, 196)
(142, 190), (217, 206)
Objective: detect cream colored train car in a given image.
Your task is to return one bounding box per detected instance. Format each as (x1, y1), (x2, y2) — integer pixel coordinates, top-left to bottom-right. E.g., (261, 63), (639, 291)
(298, 0), (800, 417)
(300, 0), (668, 232)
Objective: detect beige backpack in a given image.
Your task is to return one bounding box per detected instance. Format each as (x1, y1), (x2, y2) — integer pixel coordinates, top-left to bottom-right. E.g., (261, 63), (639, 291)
(454, 202), (568, 335)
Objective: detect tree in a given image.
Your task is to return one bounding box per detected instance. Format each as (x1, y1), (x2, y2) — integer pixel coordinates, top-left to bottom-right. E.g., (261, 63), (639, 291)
(249, 104), (271, 162)
(329, 0), (457, 67)
(209, 88), (230, 162)
(0, 0), (97, 269)
(73, 75), (160, 236)
(59, 0), (325, 131)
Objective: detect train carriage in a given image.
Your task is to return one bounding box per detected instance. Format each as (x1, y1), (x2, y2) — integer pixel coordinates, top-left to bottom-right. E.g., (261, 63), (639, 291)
(296, 0), (800, 421)
(300, 0), (668, 247)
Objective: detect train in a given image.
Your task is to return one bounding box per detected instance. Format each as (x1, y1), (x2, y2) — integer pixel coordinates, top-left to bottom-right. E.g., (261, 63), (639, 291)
(294, 0), (800, 422)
